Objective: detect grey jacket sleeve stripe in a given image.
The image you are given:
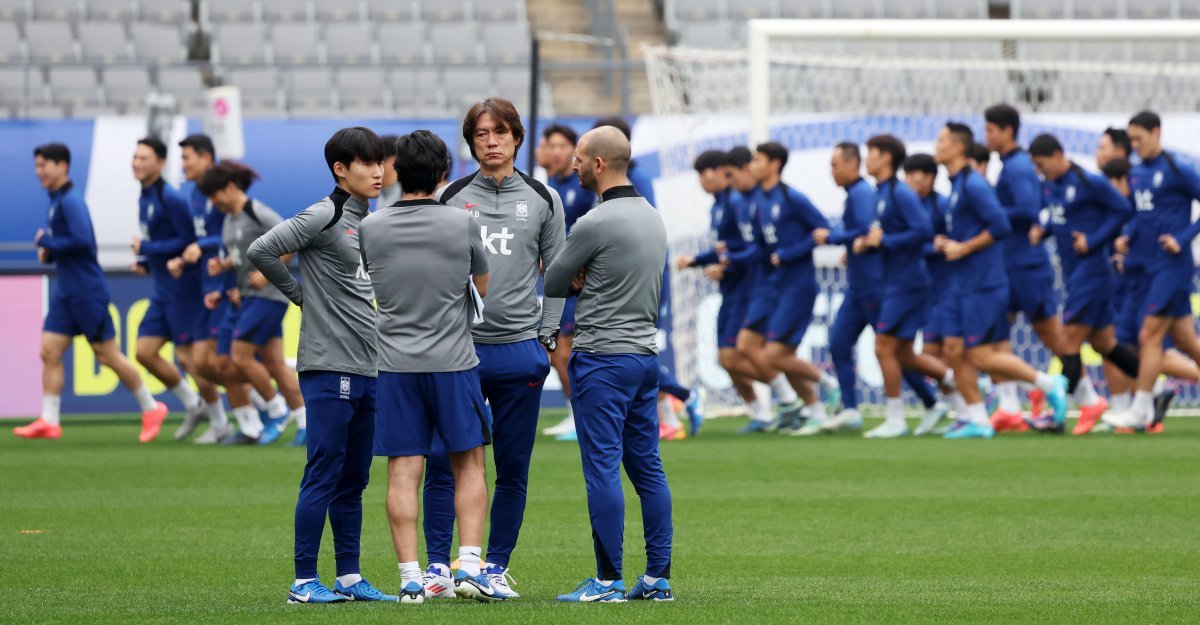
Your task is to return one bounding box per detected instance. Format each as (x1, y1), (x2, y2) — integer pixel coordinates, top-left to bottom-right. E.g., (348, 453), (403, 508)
(248, 201), (332, 306)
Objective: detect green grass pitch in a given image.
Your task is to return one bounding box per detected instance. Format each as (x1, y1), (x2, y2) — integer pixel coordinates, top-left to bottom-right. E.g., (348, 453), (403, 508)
(2, 411), (1198, 624)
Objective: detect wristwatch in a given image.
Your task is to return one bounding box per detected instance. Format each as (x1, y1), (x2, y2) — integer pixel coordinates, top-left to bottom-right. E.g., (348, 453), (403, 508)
(539, 333), (558, 353)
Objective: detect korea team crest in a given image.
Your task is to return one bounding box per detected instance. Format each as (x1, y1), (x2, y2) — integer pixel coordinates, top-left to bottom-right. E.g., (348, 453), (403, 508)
(339, 376), (351, 398)
(515, 200), (529, 221)
(1154, 171), (1164, 188)
(1066, 186), (1076, 203)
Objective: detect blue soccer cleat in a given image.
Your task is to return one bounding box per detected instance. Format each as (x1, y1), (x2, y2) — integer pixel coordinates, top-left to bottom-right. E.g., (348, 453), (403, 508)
(287, 579), (346, 604)
(555, 429), (578, 442)
(220, 431), (258, 445)
(289, 428), (307, 447)
(625, 576), (674, 602)
(943, 421), (995, 440)
(685, 389), (704, 437)
(258, 416), (288, 445)
(397, 581), (425, 604)
(737, 419), (772, 434)
(334, 578), (399, 602)
(453, 569), (508, 602)
(1046, 375), (1069, 428)
(556, 578), (627, 603)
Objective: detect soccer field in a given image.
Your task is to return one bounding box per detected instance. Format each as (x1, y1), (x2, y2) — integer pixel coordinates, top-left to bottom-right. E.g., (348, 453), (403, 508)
(3, 411), (1198, 625)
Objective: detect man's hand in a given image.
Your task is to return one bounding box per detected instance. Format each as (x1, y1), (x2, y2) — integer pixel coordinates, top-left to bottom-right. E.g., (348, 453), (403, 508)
(1114, 235), (1129, 255)
(38, 247), (51, 264)
(1111, 252), (1126, 275)
(167, 257), (185, 278)
(840, 251), (848, 266)
(702, 265), (725, 282)
(34, 228), (45, 245)
(248, 271), (268, 290)
(571, 267), (587, 292)
(865, 225), (883, 249)
(1072, 231), (1090, 255)
(182, 242), (203, 264)
(131, 262), (148, 276)
(204, 291), (222, 310)
(227, 287), (241, 308)
(933, 234), (950, 253)
(770, 252), (782, 267)
(207, 257), (225, 277)
(714, 241), (727, 255)
(675, 255), (695, 270)
(130, 236), (142, 254)
(852, 236), (868, 255)
(1159, 234), (1182, 255)
(942, 239), (969, 261)
(1028, 225), (1044, 246)
(812, 228), (830, 245)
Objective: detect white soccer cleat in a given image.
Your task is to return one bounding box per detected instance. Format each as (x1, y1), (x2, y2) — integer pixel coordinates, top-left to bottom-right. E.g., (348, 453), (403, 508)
(193, 422), (234, 445)
(914, 401), (949, 437)
(821, 409), (863, 432)
(421, 565), (456, 599)
(864, 420), (909, 439)
(483, 564), (520, 598)
(542, 414), (575, 436)
(789, 418), (826, 437)
(173, 400), (208, 441)
(1101, 409), (1149, 431)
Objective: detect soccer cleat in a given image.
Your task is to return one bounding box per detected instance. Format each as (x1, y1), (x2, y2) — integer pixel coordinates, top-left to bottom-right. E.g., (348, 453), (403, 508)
(685, 388), (704, 437)
(453, 569), (507, 602)
(790, 418), (826, 437)
(173, 400), (207, 441)
(1029, 388), (1046, 419)
(543, 414), (575, 436)
(194, 422), (234, 445)
(626, 576), (674, 601)
(659, 421), (685, 441)
(914, 402), (949, 437)
(421, 565), (456, 599)
(1146, 422), (1165, 435)
(1027, 414), (1065, 434)
(220, 431), (259, 445)
(979, 377), (998, 415)
(821, 381), (842, 415)
(555, 429), (578, 442)
(764, 401), (803, 432)
(138, 401), (169, 443)
(289, 428), (308, 447)
(989, 409), (1029, 433)
(938, 419), (969, 436)
(1152, 390), (1175, 428)
(483, 564), (520, 598)
(821, 409), (863, 433)
(13, 418), (62, 440)
(864, 420), (909, 439)
(736, 419), (772, 434)
(398, 581), (425, 604)
(1046, 375), (1069, 428)
(943, 421), (995, 439)
(555, 578), (627, 603)
(1072, 397), (1108, 435)
(334, 578), (399, 602)
(287, 579), (346, 604)
(1101, 409), (1148, 431)
(258, 415), (289, 445)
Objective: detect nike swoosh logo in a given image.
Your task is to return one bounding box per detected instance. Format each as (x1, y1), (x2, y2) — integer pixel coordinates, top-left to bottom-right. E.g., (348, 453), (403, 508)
(528, 380), (542, 387)
(465, 202), (479, 209)
(580, 590), (616, 601)
(290, 592), (311, 602)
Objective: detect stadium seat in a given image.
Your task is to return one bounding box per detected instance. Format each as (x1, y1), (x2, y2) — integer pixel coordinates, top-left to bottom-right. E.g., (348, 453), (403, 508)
(0, 66), (32, 114)
(679, 21), (733, 49)
(832, 0), (881, 19)
(324, 22), (374, 65)
(1180, 0), (1200, 18)
(132, 23), (187, 63)
(286, 66), (335, 116)
(1012, 0), (1068, 19)
(389, 66), (441, 113)
(141, 0), (191, 24)
(675, 0), (725, 21)
(206, 0), (254, 23)
(25, 22), (77, 64)
(0, 21), (21, 63)
(728, 0), (775, 20)
(79, 22), (132, 64)
(884, 2), (934, 18)
(86, 0), (138, 21)
(1126, 0), (1175, 18)
(474, 0), (521, 22)
(418, 0), (467, 22)
(778, 0), (827, 18)
(49, 66), (103, 112)
(271, 22), (320, 65)
(228, 67), (282, 115)
(378, 22), (426, 64)
(336, 67), (390, 115)
(216, 23), (268, 65)
(1072, 0), (1120, 18)
(935, 0), (988, 19)
(0, 0), (28, 22)
(33, 0), (81, 21)
(157, 65), (209, 112)
(318, 0), (365, 21)
(482, 21), (531, 64)
(102, 66), (152, 113)
(495, 66), (531, 96)
(429, 22), (479, 64)
(442, 66), (494, 109)
(260, 0), (312, 22)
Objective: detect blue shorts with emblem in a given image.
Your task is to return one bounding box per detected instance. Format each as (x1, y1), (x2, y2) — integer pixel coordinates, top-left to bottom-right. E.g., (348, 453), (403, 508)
(374, 368), (490, 457)
(44, 295), (114, 343)
(877, 288), (929, 341)
(139, 295), (204, 345)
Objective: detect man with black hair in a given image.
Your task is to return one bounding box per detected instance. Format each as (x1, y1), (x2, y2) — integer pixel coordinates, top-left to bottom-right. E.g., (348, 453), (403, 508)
(933, 122), (1067, 439)
(1097, 127), (1132, 169)
(967, 143), (991, 176)
(540, 123), (595, 440)
(15, 144), (166, 441)
(130, 136), (220, 443)
(360, 130), (499, 604)
(1104, 111), (1200, 430)
(1027, 133), (1134, 434)
(424, 98), (565, 600)
(984, 104), (1069, 432)
(248, 127), (391, 605)
(378, 134), (402, 208)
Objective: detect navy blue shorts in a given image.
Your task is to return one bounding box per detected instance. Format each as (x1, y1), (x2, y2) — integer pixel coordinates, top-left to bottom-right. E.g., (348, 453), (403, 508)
(44, 296), (115, 343)
(1006, 266), (1058, 323)
(216, 305), (238, 356)
(560, 297), (577, 336)
(922, 296), (953, 344)
(716, 291), (750, 348)
(233, 297), (286, 346)
(742, 287), (777, 334)
(1143, 269), (1192, 319)
(139, 295), (204, 345)
(877, 288), (929, 341)
(374, 368), (490, 457)
(767, 286), (817, 347)
(1062, 286), (1115, 329)
(946, 285), (1010, 348)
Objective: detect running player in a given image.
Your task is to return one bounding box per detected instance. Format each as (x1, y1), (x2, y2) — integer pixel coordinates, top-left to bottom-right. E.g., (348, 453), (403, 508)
(15, 143), (166, 441)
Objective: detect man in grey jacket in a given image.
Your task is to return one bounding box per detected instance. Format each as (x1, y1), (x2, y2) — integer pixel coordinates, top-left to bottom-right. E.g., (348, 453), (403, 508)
(420, 97), (566, 600)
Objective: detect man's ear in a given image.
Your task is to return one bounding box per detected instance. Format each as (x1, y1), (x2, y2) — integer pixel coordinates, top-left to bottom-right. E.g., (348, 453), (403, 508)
(333, 161), (347, 180)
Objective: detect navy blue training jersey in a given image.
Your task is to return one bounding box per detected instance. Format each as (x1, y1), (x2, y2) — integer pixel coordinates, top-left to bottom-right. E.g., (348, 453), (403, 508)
(1128, 150), (1200, 279)
(138, 178), (200, 299)
(548, 171), (596, 234)
(751, 182), (829, 291)
(996, 148), (1050, 272)
(876, 177), (933, 293)
(946, 167), (1011, 292)
(37, 181), (110, 301)
(1043, 164), (1131, 286)
(827, 177), (883, 296)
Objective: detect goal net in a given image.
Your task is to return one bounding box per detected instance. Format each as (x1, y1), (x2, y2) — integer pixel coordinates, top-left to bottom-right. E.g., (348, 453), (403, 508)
(643, 19), (1200, 415)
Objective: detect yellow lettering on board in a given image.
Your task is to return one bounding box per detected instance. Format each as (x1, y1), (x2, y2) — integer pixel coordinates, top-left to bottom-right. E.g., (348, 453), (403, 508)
(284, 303), (301, 362)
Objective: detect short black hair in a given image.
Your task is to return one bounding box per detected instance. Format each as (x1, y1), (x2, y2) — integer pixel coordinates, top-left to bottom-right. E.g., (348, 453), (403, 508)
(394, 130), (450, 196)
(968, 142), (991, 164)
(324, 127), (386, 184)
(984, 103), (1021, 135)
(137, 136), (168, 160)
(756, 141), (789, 170)
(1101, 157), (1131, 180)
(1102, 127), (1132, 156)
(945, 122), (974, 151)
(866, 134), (905, 170)
(834, 141), (860, 163)
(902, 153), (937, 176)
(693, 149), (729, 172)
(726, 146), (752, 168)
(593, 116), (632, 140)
(380, 135), (400, 158)
(1129, 110), (1161, 132)
(34, 142), (70, 167)
(1028, 133), (1064, 157)
(198, 161), (259, 196)
(542, 123), (578, 146)
(178, 134), (215, 159)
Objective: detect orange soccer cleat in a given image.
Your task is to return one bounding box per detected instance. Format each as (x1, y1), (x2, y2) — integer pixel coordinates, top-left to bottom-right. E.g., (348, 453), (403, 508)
(1072, 397), (1108, 435)
(989, 409), (1029, 433)
(13, 418), (62, 440)
(138, 401), (169, 443)
(658, 422), (686, 441)
(1028, 388), (1046, 419)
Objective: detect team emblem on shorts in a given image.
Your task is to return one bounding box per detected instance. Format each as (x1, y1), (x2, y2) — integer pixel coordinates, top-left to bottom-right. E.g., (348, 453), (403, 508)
(339, 376), (351, 397)
(515, 201), (529, 221)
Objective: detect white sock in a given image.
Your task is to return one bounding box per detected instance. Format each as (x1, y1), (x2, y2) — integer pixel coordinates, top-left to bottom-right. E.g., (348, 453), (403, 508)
(206, 399), (229, 427)
(1110, 391), (1132, 413)
(1073, 374), (1100, 407)
(399, 561), (421, 586)
(250, 387), (268, 411)
(429, 562), (450, 576)
(235, 405), (263, 438)
(1152, 376), (1166, 396)
(967, 402), (989, 425)
(948, 391), (967, 417)
(819, 372), (839, 392)
(294, 577), (316, 586)
(941, 369), (956, 387)
(336, 573), (362, 588)
(290, 406), (307, 429)
(752, 394), (774, 423)
(770, 374), (799, 405)
(998, 381), (1020, 413)
(658, 398), (682, 428)
(643, 575), (661, 585)
(170, 382), (199, 408)
(41, 395), (61, 426)
(1132, 391), (1154, 420)
(266, 392), (288, 419)
(596, 579), (616, 587)
(133, 385), (158, 412)
(885, 397), (905, 425)
(458, 547), (482, 577)
(1033, 372), (1056, 393)
(566, 400), (574, 419)
(806, 399), (826, 422)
